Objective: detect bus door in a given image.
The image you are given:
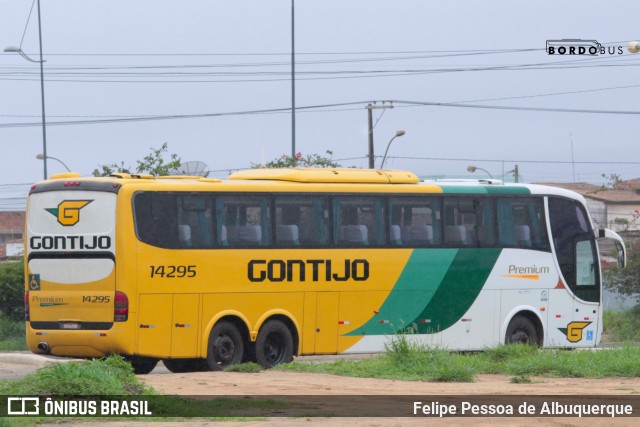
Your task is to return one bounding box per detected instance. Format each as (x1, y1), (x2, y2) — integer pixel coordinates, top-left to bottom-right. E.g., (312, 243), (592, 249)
(314, 292), (339, 354)
(548, 197), (600, 347)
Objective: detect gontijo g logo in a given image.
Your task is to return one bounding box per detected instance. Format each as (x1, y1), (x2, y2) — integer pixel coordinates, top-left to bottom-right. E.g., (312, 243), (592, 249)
(46, 200), (92, 226)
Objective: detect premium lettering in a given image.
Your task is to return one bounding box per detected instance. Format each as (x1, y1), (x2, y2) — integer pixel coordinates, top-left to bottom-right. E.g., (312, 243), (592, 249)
(508, 264), (550, 275)
(248, 259), (369, 283)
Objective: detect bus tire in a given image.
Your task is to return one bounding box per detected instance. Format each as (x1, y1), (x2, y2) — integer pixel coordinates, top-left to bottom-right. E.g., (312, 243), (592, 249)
(206, 321), (244, 371)
(505, 316), (539, 346)
(255, 319), (294, 369)
(163, 358), (207, 373)
(129, 357), (158, 375)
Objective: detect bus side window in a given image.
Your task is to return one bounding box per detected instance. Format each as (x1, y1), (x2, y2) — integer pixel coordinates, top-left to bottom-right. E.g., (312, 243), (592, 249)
(444, 198), (490, 247)
(218, 196), (271, 247)
(133, 192), (179, 249)
(177, 194), (214, 248)
(333, 197), (384, 246)
(275, 196), (329, 247)
(389, 197), (441, 247)
(497, 198), (549, 251)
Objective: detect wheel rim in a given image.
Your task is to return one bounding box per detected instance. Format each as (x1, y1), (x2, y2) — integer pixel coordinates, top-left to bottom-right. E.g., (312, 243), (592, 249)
(212, 334), (236, 366)
(263, 332), (285, 366)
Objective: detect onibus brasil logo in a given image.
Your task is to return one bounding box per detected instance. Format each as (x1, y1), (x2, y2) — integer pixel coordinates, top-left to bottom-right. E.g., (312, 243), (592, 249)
(46, 200), (93, 226)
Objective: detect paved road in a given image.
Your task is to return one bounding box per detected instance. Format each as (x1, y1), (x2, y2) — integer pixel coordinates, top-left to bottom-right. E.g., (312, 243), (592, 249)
(0, 352), (74, 380)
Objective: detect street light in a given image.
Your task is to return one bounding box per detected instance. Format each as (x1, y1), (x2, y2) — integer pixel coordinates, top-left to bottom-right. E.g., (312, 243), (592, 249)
(36, 154), (70, 172)
(467, 165), (494, 179)
(380, 130), (406, 169)
(4, 0), (48, 180)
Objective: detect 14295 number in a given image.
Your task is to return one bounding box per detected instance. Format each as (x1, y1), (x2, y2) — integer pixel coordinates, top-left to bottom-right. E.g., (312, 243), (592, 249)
(149, 265), (197, 278)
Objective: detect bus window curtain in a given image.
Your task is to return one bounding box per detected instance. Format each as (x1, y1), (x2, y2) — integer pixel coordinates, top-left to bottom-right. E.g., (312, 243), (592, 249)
(374, 199), (385, 245)
(260, 199), (271, 246)
(497, 200), (515, 246)
(527, 202), (543, 249)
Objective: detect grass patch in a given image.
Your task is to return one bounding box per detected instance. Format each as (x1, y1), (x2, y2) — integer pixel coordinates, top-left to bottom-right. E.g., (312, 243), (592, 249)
(510, 375), (532, 384)
(0, 354), (149, 396)
(0, 317), (28, 351)
(224, 362), (264, 373)
(278, 338), (640, 382)
(604, 305), (640, 342)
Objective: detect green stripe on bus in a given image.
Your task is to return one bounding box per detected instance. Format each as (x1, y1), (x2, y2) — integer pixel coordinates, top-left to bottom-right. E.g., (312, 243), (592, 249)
(438, 186), (488, 194)
(344, 248), (502, 336)
(344, 249), (458, 336)
(413, 248), (502, 334)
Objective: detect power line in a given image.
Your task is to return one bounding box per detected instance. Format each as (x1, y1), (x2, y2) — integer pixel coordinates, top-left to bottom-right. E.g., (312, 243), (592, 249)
(386, 156), (640, 165)
(2, 95), (640, 130)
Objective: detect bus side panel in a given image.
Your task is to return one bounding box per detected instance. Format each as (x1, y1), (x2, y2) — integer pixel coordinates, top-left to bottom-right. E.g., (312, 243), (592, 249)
(314, 292), (339, 354)
(301, 292), (317, 355)
(440, 290), (498, 349)
(137, 294), (172, 357)
(338, 291), (390, 353)
(171, 294), (201, 357)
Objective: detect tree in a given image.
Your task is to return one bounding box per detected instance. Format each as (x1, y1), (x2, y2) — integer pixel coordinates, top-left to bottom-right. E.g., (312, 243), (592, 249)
(604, 209), (640, 300)
(0, 259), (25, 321)
(605, 243), (640, 301)
(252, 150), (341, 169)
(93, 143), (181, 176)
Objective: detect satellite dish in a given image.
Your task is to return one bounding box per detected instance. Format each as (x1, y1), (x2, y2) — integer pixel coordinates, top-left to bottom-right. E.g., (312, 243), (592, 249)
(171, 161), (209, 177)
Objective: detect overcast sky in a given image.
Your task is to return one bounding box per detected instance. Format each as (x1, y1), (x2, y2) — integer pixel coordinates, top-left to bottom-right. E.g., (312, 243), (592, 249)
(0, 0), (639, 208)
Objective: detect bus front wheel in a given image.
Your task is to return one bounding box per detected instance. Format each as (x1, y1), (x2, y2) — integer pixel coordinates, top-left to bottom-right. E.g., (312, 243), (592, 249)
(505, 316), (539, 346)
(206, 321), (244, 371)
(255, 319), (294, 369)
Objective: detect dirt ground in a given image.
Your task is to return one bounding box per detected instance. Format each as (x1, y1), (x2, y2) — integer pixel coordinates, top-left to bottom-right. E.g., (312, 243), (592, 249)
(33, 366), (640, 427)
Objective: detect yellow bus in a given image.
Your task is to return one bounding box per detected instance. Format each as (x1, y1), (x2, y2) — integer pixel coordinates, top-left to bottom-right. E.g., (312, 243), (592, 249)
(24, 168), (625, 373)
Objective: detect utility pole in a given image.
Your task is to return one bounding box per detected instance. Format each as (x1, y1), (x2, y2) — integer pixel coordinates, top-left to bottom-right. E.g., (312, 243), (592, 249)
(290, 0), (296, 158)
(514, 164), (519, 183)
(366, 103), (394, 169)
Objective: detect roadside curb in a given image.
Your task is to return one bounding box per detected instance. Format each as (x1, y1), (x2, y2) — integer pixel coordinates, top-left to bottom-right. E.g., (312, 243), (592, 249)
(0, 352), (78, 367)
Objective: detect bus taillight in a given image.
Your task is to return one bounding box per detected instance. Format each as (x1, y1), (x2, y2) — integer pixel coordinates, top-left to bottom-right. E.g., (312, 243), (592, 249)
(24, 291), (30, 321)
(114, 291), (128, 322)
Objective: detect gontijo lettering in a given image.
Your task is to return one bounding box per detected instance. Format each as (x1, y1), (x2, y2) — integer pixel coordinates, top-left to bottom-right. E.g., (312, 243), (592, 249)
(30, 235), (111, 250)
(248, 259), (369, 282)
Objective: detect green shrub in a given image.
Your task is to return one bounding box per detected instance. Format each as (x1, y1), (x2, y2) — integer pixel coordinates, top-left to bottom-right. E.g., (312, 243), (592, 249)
(0, 259), (24, 321)
(1, 355), (148, 396)
(0, 317), (27, 351)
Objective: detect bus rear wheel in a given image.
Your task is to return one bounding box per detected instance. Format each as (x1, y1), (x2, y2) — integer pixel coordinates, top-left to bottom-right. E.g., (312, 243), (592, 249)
(255, 319), (293, 369)
(129, 357), (158, 375)
(505, 316), (539, 346)
(206, 321), (244, 371)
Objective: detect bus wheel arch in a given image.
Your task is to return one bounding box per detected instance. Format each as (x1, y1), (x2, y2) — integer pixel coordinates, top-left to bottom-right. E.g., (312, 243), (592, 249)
(505, 311), (543, 346)
(255, 315), (298, 369)
(205, 316), (249, 371)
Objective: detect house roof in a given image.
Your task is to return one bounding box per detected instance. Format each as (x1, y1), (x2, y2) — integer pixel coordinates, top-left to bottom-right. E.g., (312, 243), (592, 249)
(539, 182), (640, 204)
(0, 211), (25, 233)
